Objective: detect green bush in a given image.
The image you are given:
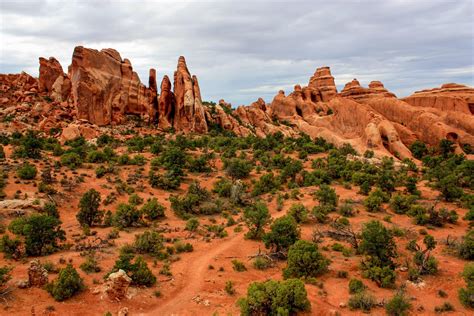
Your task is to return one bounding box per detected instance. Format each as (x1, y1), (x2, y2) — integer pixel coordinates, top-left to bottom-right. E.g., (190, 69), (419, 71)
(17, 162), (37, 180)
(287, 203), (308, 223)
(212, 178), (233, 198)
(77, 189), (102, 227)
(9, 214), (65, 256)
(46, 264), (84, 301)
(111, 248), (156, 287)
(410, 140), (428, 159)
(252, 172), (280, 196)
(149, 170), (182, 190)
(360, 220), (396, 267)
(185, 217), (200, 232)
(112, 203), (143, 228)
(348, 278), (366, 294)
(385, 292), (411, 316)
(458, 230), (474, 260)
(0, 235), (22, 259)
(459, 263), (474, 308)
(140, 198), (166, 221)
(348, 291), (376, 312)
(364, 188), (388, 212)
(80, 253), (101, 273)
(253, 257), (272, 270)
(362, 264), (396, 288)
(224, 158), (252, 180)
(314, 184), (338, 211)
(390, 194), (416, 214)
(239, 279), (310, 315)
(283, 240), (330, 279)
(133, 231), (164, 257)
(225, 280), (235, 295)
(232, 259), (247, 272)
(243, 202), (271, 240)
(60, 152), (83, 169)
(263, 215), (300, 253)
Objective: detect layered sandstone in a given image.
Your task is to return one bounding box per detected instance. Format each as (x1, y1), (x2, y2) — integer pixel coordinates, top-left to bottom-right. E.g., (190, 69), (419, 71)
(308, 66), (338, 102)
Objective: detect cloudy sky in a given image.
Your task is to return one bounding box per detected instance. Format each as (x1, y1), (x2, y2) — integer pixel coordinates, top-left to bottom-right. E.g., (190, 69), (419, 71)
(1, 0), (473, 106)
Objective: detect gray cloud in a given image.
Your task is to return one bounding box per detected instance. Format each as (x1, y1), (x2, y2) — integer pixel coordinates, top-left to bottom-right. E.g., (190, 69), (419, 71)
(1, 0), (473, 106)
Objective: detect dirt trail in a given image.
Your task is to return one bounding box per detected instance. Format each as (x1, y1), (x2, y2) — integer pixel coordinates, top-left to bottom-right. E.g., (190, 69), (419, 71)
(146, 232), (244, 315)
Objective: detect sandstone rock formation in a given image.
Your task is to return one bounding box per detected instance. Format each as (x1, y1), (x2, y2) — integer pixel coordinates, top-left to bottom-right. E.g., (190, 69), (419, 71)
(1, 46), (473, 160)
(68, 46), (152, 125)
(27, 260), (48, 287)
(105, 269), (132, 301)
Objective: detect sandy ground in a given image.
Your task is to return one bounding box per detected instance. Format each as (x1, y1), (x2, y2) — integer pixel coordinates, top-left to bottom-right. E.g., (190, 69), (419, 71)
(0, 147), (472, 316)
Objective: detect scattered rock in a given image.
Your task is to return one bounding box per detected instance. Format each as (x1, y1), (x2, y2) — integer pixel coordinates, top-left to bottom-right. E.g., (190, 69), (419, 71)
(105, 269), (132, 301)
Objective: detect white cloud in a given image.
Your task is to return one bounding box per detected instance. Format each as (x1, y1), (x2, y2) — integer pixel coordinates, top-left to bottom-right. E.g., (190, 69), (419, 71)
(0, 0), (472, 104)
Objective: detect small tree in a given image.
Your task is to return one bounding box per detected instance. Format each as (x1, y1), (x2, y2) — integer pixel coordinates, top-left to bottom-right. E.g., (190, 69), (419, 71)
(287, 203), (308, 223)
(263, 215), (300, 253)
(112, 203), (143, 228)
(314, 184), (338, 211)
(459, 263), (474, 308)
(9, 214), (65, 256)
(239, 279), (310, 315)
(46, 264), (84, 301)
(359, 220), (396, 267)
(385, 291), (411, 316)
(141, 198), (166, 221)
(17, 162), (37, 180)
(224, 158), (253, 180)
(410, 140), (428, 159)
(77, 189), (103, 227)
(243, 202), (271, 239)
(283, 240), (330, 279)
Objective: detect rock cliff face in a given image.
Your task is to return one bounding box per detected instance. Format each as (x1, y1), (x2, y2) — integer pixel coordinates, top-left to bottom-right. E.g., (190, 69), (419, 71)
(68, 46), (152, 125)
(1, 46), (473, 160)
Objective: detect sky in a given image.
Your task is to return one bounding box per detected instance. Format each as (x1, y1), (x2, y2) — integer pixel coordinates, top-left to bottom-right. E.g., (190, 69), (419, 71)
(1, 0), (473, 106)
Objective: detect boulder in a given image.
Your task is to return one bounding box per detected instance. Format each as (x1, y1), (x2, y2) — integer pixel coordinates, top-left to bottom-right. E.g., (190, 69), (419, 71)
(28, 260), (48, 287)
(105, 269), (132, 301)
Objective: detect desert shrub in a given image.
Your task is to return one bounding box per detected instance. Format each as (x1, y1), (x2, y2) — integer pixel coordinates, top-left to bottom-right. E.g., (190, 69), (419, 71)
(9, 214), (65, 256)
(287, 203), (308, 223)
(112, 203), (143, 228)
(188, 154), (212, 173)
(225, 280), (235, 295)
(348, 291), (376, 312)
(111, 248), (156, 287)
(458, 230), (474, 260)
(232, 259), (247, 272)
(390, 194), (416, 214)
(410, 140), (428, 159)
(185, 217), (199, 232)
(252, 172), (280, 196)
(238, 279), (310, 316)
(283, 240), (330, 279)
(459, 263), (474, 308)
(243, 202), (271, 239)
(42, 202), (59, 218)
(348, 278), (366, 294)
(174, 241), (193, 253)
(311, 204), (331, 223)
(0, 265), (12, 291)
(149, 170), (182, 190)
(17, 162), (37, 180)
(212, 178), (233, 198)
(140, 198), (165, 221)
(263, 215), (300, 253)
(170, 182), (221, 218)
(46, 264), (84, 301)
(60, 152), (83, 169)
(362, 264), (396, 288)
(364, 188), (388, 212)
(434, 302), (455, 313)
(338, 200), (355, 217)
(438, 174), (464, 201)
(13, 130), (43, 159)
(385, 292), (411, 316)
(0, 146), (5, 159)
(359, 220), (397, 288)
(133, 231), (164, 257)
(80, 253), (101, 273)
(77, 189), (102, 227)
(360, 220), (396, 267)
(253, 257), (272, 270)
(224, 158), (252, 180)
(0, 235), (22, 259)
(314, 184), (338, 211)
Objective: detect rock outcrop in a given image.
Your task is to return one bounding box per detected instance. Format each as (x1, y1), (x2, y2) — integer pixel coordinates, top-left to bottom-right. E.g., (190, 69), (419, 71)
(1, 46), (473, 160)
(28, 260), (48, 287)
(105, 269), (132, 301)
(68, 46), (152, 125)
(403, 83), (474, 114)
